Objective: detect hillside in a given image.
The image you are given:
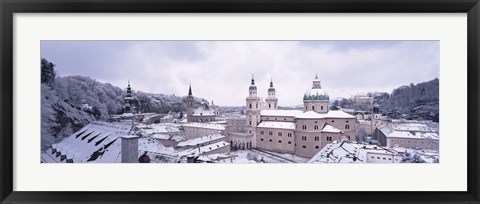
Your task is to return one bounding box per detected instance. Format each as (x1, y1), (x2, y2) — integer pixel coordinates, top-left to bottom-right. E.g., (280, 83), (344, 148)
(41, 59), (205, 150)
(380, 78), (439, 122)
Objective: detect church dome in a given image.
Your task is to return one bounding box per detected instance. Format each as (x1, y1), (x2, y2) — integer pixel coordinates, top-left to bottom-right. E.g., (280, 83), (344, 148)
(303, 74), (329, 101)
(303, 88), (329, 100)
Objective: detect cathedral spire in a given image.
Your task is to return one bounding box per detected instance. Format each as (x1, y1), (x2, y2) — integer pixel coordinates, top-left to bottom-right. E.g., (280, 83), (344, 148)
(270, 78), (274, 87)
(251, 74), (255, 85)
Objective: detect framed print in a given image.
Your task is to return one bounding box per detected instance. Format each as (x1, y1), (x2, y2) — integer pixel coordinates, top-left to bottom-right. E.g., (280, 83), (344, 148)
(1, 0), (479, 203)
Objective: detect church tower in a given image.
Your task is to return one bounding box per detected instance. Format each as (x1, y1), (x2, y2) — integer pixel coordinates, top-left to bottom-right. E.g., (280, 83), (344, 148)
(123, 81), (134, 113)
(245, 75), (261, 146)
(265, 78), (278, 110)
(187, 84), (194, 122)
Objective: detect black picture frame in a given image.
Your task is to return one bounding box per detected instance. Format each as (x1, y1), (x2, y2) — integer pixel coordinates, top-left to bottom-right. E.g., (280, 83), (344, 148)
(1, 0), (479, 203)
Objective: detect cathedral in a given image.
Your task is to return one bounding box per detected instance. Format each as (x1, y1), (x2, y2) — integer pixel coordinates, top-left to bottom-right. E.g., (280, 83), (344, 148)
(227, 74), (356, 158)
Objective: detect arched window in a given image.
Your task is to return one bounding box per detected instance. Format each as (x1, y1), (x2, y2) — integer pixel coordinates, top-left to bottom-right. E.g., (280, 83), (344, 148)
(269, 104), (271, 108)
(278, 140), (282, 143)
(321, 106), (324, 110)
(312, 106), (315, 110)
(288, 141), (292, 144)
(315, 146), (319, 149)
(314, 125), (318, 130)
(249, 104), (252, 108)
(302, 145), (306, 149)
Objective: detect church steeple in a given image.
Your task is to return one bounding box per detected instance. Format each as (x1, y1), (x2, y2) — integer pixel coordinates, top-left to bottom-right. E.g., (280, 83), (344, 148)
(188, 84), (192, 96)
(186, 84), (194, 122)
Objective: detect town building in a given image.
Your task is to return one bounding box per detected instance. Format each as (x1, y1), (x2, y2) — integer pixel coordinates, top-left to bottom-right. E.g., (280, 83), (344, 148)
(226, 74), (356, 158)
(373, 120), (439, 150)
(308, 140), (403, 163)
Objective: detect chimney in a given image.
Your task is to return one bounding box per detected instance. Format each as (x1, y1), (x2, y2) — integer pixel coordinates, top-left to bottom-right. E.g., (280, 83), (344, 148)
(121, 135), (140, 163)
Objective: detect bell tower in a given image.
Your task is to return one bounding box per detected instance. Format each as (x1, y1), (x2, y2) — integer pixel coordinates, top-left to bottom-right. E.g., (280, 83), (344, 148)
(265, 78), (278, 110)
(245, 74), (261, 147)
(187, 84), (194, 122)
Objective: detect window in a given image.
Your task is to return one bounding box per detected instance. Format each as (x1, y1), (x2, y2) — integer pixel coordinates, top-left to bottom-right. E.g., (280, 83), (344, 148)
(269, 131), (273, 135)
(278, 132), (282, 136)
(331, 120), (335, 123)
(383, 158), (386, 160)
(314, 136), (319, 141)
(321, 106), (323, 110)
(288, 141), (292, 144)
(260, 138), (264, 141)
(278, 140), (282, 143)
(312, 106), (315, 110)
(345, 124), (350, 129)
(302, 145), (307, 149)
(314, 125), (319, 130)
(388, 158), (392, 160)
(371, 156), (374, 159)
(327, 136), (332, 141)
(288, 133), (292, 137)
(260, 131), (264, 135)
(249, 104), (252, 108)
(315, 146), (319, 149)
(256, 104), (258, 108)
(302, 125), (307, 130)
(269, 139), (273, 142)
(269, 104), (271, 108)
(302, 136), (307, 141)
(377, 157), (380, 159)
(275, 118), (277, 120)
(249, 121), (252, 125)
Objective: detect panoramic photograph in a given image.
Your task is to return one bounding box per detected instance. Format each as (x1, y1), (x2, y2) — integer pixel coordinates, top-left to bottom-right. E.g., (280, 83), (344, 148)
(40, 41), (439, 163)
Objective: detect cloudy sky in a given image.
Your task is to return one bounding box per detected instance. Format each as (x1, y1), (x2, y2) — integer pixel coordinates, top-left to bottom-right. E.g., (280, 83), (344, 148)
(41, 41), (439, 106)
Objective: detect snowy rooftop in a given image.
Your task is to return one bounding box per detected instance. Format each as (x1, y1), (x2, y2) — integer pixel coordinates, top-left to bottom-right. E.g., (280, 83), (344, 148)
(182, 122), (225, 130)
(257, 121), (295, 130)
(309, 141), (398, 163)
(41, 121), (171, 163)
(179, 141), (230, 157)
(192, 103), (215, 116)
(378, 120), (439, 140)
(260, 109), (303, 117)
(296, 110), (355, 119)
(177, 134), (225, 147)
(321, 124), (343, 133)
(140, 123), (181, 135)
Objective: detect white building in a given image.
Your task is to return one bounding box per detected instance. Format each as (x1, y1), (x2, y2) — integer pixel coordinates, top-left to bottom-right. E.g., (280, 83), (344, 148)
(308, 141), (402, 163)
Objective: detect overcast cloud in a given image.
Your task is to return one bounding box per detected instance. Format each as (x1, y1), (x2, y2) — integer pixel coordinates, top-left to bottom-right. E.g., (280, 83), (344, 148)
(41, 41), (439, 106)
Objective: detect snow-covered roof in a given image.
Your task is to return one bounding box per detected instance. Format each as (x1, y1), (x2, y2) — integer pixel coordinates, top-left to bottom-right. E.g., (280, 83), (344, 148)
(182, 122), (225, 130)
(321, 124), (343, 133)
(257, 121), (295, 130)
(260, 109), (303, 117)
(41, 121), (171, 163)
(177, 134), (225, 147)
(309, 141), (398, 163)
(377, 120), (439, 140)
(192, 102), (215, 116)
(387, 130), (439, 140)
(140, 123), (181, 135)
(179, 141), (230, 157)
(296, 110), (355, 119)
